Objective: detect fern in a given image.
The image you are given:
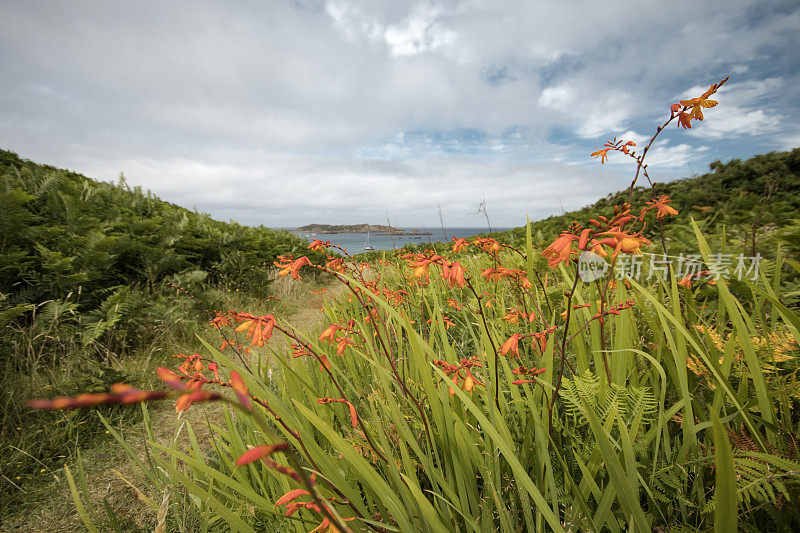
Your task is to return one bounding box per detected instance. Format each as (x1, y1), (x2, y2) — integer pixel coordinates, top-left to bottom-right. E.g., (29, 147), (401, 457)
(702, 452), (800, 514)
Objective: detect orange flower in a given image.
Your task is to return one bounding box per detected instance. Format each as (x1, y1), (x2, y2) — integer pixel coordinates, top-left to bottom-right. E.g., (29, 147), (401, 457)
(235, 443), (290, 466)
(680, 77), (727, 120)
(502, 310), (520, 324)
(473, 237), (502, 255)
(318, 324), (342, 343)
(230, 370), (252, 411)
(175, 378), (204, 412)
(588, 239), (610, 257)
(335, 336), (354, 356)
(234, 314), (276, 347)
(427, 316), (455, 329)
(210, 312), (231, 329)
(308, 239), (330, 251)
(403, 254), (435, 282)
(500, 334), (521, 357)
(433, 356), (484, 395)
(542, 233), (577, 268)
(443, 261), (466, 288)
(600, 228), (651, 258)
(590, 147), (611, 164)
(446, 297), (462, 310)
(275, 256), (311, 279)
(678, 75), (729, 126)
(511, 365), (546, 385)
(646, 195), (679, 219)
(317, 397), (359, 427)
(275, 488), (312, 506)
(274, 489), (354, 532)
(325, 257), (346, 272)
(452, 237), (470, 252)
(620, 140), (636, 155)
(157, 367), (186, 390)
(28, 385), (171, 411)
(291, 342), (329, 371)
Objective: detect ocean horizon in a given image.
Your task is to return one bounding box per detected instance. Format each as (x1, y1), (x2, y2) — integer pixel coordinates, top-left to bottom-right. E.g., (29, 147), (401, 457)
(288, 226), (511, 256)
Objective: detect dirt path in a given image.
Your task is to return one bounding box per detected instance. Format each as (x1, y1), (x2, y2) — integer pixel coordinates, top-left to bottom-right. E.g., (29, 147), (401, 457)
(3, 278), (344, 532)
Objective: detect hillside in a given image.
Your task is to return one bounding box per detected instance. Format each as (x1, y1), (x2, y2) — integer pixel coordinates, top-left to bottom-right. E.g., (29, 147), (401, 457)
(0, 149), (321, 312)
(0, 149), (326, 515)
(497, 148), (800, 258)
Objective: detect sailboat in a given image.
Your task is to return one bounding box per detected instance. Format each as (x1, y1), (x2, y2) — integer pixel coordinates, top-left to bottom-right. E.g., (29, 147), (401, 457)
(363, 232), (375, 251)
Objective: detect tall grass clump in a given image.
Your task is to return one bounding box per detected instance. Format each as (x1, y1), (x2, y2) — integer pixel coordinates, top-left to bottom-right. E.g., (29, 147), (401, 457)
(32, 75), (800, 531)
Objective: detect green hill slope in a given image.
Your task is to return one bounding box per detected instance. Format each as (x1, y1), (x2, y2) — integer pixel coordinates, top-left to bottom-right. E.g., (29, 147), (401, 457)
(0, 149), (317, 314)
(0, 149), (324, 511)
(497, 148), (800, 258)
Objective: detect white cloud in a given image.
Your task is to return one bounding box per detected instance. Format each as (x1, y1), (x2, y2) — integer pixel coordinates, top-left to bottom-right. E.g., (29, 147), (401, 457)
(642, 142), (710, 168)
(0, 0), (797, 226)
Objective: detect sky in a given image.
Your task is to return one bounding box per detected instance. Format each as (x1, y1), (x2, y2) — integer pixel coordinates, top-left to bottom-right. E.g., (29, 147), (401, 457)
(1, 1), (799, 229)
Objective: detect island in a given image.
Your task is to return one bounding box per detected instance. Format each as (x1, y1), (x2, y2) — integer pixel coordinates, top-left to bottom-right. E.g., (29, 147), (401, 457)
(294, 223), (432, 236)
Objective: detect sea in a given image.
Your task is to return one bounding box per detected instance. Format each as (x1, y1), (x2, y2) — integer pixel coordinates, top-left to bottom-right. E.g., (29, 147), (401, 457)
(292, 227), (511, 256)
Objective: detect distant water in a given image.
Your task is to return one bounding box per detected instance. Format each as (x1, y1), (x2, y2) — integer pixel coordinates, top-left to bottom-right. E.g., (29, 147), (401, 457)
(293, 227), (510, 256)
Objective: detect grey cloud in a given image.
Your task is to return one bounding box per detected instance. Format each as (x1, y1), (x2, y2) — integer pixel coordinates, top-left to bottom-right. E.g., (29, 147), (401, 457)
(0, 0), (797, 228)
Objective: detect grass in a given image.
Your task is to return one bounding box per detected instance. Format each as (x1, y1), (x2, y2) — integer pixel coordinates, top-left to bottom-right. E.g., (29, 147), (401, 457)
(0, 273), (336, 531)
(66, 224), (800, 532)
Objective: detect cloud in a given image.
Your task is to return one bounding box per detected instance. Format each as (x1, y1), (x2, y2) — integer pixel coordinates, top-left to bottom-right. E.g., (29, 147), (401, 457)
(0, 0), (797, 227)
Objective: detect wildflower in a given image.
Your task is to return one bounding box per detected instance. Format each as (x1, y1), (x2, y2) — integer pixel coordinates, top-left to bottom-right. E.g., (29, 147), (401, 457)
(452, 237), (470, 252)
(404, 254), (434, 282)
(275, 490), (354, 533)
(446, 297), (462, 310)
(383, 288), (408, 306)
(325, 257), (346, 272)
(678, 112), (693, 129)
(511, 365), (546, 385)
(157, 367), (186, 390)
(308, 239), (330, 251)
(600, 228), (651, 258)
(588, 239), (609, 257)
(335, 336), (354, 356)
(427, 316), (455, 329)
(230, 371), (253, 411)
(590, 148), (611, 164)
(620, 140), (636, 155)
(235, 442), (290, 466)
(275, 488), (312, 505)
(234, 314), (276, 347)
(275, 256), (312, 280)
(319, 324), (343, 343)
(500, 334), (521, 357)
(317, 397), (359, 427)
(292, 342), (329, 371)
(433, 356), (484, 395)
(207, 361), (220, 381)
(680, 76), (728, 122)
(542, 233), (577, 268)
(646, 195), (679, 219)
(175, 378), (204, 412)
(210, 312), (231, 329)
(28, 384), (172, 410)
(474, 237), (502, 255)
(443, 261), (466, 288)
